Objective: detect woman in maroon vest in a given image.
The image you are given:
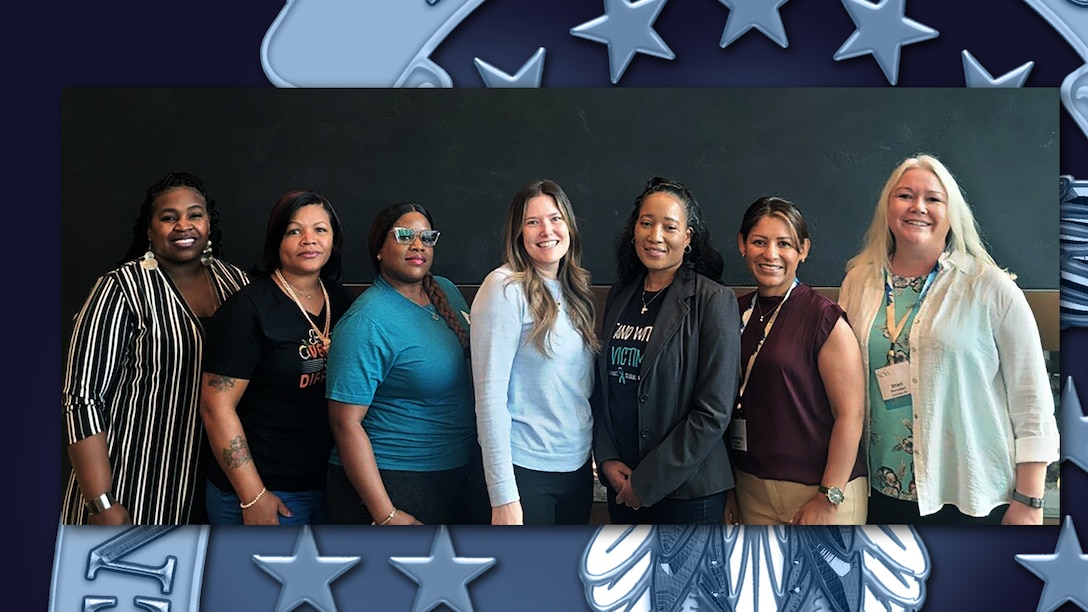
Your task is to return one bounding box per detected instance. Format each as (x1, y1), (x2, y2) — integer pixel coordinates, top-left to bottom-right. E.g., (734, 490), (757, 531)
(727, 196), (867, 525)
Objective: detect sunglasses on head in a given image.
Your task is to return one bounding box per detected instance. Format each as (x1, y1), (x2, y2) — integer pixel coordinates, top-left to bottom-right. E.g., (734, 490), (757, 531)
(390, 227), (441, 247)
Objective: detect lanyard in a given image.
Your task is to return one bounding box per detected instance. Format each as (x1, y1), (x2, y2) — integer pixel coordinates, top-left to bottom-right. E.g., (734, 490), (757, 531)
(883, 264), (939, 350)
(737, 278), (799, 400)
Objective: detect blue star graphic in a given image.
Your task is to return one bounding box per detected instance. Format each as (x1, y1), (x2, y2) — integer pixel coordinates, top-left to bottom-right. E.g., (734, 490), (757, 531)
(1061, 376), (1088, 474)
(718, 0), (791, 49)
(570, 0), (675, 84)
(1015, 516), (1088, 612)
(833, 0), (938, 85)
(390, 525), (495, 612)
(962, 50), (1034, 87)
(474, 47), (546, 87)
(252, 526), (361, 612)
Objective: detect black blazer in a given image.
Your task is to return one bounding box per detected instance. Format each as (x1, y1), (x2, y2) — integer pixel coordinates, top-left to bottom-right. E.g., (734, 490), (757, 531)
(592, 268), (741, 506)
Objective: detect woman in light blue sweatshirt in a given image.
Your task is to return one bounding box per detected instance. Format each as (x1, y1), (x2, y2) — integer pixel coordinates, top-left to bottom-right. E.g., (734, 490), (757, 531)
(471, 179), (600, 525)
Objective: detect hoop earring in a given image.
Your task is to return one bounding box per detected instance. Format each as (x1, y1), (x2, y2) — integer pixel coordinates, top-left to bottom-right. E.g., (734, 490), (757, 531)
(139, 243), (158, 271)
(201, 241), (215, 267)
(684, 245), (692, 254)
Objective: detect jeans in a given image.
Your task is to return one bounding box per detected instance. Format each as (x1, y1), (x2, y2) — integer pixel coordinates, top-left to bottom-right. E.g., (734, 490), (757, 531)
(205, 480), (330, 525)
(606, 486), (726, 525)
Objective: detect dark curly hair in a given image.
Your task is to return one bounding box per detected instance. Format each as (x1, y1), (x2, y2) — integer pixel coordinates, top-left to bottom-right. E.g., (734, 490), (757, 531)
(119, 171), (222, 266)
(614, 176), (724, 287)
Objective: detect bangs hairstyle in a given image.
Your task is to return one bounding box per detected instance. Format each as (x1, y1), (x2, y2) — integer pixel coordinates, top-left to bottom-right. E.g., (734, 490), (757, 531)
(259, 190), (344, 282)
(121, 171), (222, 266)
(846, 154), (998, 278)
(501, 179), (599, 354)
(614, 176), (724, 287)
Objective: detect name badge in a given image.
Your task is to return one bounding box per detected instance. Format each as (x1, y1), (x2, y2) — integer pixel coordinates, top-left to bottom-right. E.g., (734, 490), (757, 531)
(874, 361), (911, 403)
(729, 418), (748, 452)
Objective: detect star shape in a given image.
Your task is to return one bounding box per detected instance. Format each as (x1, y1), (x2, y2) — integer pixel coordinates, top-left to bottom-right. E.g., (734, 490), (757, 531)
(1061, 376), (1088, 474)
(961, 50), (1034, 87)
(832, 0), (938, 85)
(570, 0), (675, 84)
(253, 526), (361, 612)
(1015, 516), (1088, 612)
(474, 47), (546, 88)
(718, 0), (791, 49)
(389, 525), (496, 612)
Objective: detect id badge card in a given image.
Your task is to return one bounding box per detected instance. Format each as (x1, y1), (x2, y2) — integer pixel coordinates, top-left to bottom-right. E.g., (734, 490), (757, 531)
(874, 361), (911, 403)
(729, 418), (748, 452)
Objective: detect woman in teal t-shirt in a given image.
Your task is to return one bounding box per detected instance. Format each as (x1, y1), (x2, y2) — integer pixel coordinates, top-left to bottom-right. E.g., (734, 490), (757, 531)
(325, 202), (486, 525)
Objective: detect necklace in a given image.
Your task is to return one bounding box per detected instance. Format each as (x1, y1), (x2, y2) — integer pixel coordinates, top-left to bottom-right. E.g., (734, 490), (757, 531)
(275, 269), (331, 346)
(402, 288), (440, 321)
(754, 295), (785, 324)
(640, 286), (667, 315)
(416, 298), (440, 321)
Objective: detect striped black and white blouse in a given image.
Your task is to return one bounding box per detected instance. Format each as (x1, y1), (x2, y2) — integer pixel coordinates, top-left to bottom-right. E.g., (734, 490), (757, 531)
(61, 258), (249, 524)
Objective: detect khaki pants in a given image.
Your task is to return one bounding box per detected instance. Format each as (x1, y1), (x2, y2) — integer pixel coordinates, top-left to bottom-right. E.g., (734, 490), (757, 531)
(735, 470), (868, 525)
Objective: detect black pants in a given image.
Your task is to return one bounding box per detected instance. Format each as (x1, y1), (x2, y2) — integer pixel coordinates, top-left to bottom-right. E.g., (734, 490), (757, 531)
(513, 460), (593, 525)
(866, 488), (1006, 525)
(327, 462), (482, 525)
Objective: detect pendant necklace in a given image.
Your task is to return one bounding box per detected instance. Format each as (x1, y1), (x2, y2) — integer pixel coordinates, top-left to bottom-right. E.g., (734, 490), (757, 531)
(275, 269), (331, 346)
(755, 295), (785, 324)
(407, 289), (440, 321)
(418, 301), (441, 321)
(640, 284), (668, 315)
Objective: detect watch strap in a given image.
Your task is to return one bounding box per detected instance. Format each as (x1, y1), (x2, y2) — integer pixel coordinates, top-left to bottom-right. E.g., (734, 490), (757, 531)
(1011, 490), (1044, 509)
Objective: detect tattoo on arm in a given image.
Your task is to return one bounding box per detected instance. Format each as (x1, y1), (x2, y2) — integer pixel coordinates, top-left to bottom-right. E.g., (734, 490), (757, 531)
(221, 436), (252, 470)
(207, 374), (236, 392)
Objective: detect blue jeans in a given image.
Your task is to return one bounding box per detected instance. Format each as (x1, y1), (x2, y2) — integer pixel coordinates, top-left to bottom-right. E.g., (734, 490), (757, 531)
(606, 486), (725, 525)
(205, 480), (331, 525)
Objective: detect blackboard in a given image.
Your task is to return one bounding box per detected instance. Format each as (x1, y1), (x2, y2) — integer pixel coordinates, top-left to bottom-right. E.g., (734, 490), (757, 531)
(62, 87), (1057, 334)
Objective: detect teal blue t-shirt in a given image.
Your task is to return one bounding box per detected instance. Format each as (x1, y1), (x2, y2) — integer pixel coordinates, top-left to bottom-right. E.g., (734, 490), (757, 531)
(326, 275), (475, 471)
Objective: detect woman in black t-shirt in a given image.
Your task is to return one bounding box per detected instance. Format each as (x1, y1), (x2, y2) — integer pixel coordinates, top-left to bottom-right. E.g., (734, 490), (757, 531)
(200, 190), (355, 525)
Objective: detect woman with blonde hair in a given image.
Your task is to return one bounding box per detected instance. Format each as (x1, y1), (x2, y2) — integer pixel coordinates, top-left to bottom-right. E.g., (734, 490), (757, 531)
(471, 179), (600, 524)
(839, 154), (1058, 524)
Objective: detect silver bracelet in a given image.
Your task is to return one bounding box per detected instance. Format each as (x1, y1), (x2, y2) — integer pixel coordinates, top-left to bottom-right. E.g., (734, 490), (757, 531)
(85, 491), (117, 514)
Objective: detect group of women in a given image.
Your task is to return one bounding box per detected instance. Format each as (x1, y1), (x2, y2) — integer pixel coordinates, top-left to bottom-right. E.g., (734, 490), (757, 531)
(61, 153), (1059, 527)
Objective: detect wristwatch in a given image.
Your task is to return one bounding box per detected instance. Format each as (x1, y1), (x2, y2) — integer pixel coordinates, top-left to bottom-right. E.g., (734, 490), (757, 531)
(1012, 490), (1044, 509)
(818, 484), (845, 505)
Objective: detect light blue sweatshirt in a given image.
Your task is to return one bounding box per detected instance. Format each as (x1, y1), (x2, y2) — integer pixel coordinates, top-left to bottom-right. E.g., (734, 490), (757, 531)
(470, 265), (594, 507)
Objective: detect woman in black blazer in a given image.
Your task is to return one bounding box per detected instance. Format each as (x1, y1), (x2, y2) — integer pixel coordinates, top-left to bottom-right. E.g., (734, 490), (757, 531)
(593, 176), (741, 524)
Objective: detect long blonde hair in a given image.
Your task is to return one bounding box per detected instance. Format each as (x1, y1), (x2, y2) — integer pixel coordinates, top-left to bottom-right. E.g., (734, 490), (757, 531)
(501, 179), (600, 355)
(846, 154), (1002, 279)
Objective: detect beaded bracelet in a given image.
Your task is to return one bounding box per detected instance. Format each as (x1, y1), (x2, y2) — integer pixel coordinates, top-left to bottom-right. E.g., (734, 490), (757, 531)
(240, 487), (267, 509)
(375, 508), (398, 526)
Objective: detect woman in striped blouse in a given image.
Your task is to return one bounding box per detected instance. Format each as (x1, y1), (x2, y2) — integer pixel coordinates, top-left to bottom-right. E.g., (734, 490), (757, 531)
(61, 171), (249, 524)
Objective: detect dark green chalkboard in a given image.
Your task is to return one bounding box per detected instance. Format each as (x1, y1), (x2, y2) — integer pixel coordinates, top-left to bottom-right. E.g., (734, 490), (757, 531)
(62, 87), (1057, 329)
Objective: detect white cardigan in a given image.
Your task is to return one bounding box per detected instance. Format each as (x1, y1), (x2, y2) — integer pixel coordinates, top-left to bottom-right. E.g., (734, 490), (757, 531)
(839, 250), (1059, 517)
